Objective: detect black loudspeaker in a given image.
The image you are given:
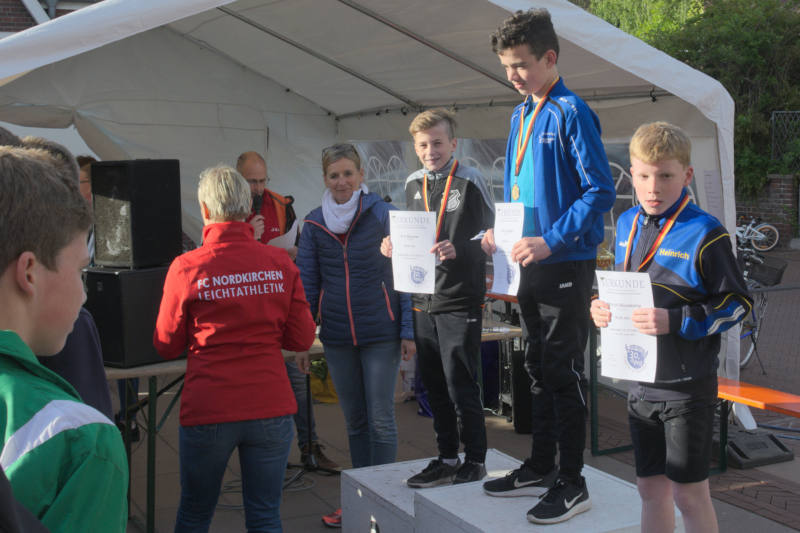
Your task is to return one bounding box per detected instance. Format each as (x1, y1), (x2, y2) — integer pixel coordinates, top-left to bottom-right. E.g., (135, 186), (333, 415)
(92, 159), (182, 268)
(499, 341), (532, 434)
(84, 266), (170, 368)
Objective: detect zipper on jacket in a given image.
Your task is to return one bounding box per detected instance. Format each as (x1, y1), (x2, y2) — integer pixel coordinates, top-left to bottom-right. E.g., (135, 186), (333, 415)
(343, 247), (357, 345)
(341, 196), (365, 346)
(316, 289), (325, 323)
(306, 197), (365, 346)
(430, 172), (446, 219)
(381, 281), (395, 321)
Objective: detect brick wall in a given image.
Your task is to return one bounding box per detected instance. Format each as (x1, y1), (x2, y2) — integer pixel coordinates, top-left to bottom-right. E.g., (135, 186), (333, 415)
(735, 174), (798, 247)
(0, 0), (36, 31)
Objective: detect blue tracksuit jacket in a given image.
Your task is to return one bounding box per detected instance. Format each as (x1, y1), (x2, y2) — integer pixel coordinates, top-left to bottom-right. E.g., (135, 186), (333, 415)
(504, 78), (615, 262)
(615, 191), (751, 397)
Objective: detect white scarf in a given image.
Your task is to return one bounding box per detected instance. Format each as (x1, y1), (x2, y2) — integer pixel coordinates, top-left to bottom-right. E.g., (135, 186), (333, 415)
(321, 184), (369, 233)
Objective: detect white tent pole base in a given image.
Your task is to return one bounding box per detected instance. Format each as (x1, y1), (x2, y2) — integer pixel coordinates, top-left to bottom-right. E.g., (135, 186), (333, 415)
(733, 402), (757, 430)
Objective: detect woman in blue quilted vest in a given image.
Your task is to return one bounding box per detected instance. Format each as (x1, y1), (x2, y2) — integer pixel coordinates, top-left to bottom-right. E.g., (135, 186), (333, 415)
(296, 144), (415, 526)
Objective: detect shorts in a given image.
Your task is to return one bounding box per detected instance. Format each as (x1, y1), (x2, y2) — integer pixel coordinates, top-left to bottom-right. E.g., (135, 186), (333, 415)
(628, 394), (716, 483)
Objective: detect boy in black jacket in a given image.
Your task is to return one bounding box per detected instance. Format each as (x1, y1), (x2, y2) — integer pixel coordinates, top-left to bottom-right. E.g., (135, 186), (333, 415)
(381, 109), (494, 486)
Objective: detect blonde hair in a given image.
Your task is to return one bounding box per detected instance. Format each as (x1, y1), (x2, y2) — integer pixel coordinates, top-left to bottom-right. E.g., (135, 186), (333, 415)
(629, 122), (692, 167)
(197, 165), (252, 221)
(0, 146), (92, 272)
(321, 143), (362, 176)
(409, 108), (456, 140)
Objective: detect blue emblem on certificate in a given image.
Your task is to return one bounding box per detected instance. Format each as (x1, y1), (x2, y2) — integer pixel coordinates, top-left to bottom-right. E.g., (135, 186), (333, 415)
(410, 265), (428, 285)
(625, 344), (648, 370)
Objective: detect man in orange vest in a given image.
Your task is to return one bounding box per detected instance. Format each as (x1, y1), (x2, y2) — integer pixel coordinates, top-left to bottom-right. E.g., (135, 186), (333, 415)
(237, 151), (299, 259)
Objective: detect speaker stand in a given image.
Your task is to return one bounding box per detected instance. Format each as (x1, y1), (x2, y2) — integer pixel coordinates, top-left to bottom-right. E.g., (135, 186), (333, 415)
(284, 373), (339, 488)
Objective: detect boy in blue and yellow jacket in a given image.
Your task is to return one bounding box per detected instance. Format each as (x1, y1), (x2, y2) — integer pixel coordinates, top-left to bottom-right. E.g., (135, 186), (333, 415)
(591, 122), (751, 533)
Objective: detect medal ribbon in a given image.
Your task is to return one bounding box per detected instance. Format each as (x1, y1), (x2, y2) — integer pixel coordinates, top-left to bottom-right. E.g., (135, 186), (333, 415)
(514, 76), (560, 176)
(423, 160), (458, 242)
(623, 194), (691, 272)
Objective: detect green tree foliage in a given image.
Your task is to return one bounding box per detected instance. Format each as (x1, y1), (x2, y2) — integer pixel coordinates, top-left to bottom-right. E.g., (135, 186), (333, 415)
(587, 0), (704, 41)
(650, 0), (800, 195)
(575, 0), (800, 195)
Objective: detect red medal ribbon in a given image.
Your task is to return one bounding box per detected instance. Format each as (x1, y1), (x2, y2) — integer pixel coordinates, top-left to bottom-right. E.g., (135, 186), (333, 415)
(624, 195), (691, 272)
(423, 160), (458, 242)
(514, 76), (560, 177)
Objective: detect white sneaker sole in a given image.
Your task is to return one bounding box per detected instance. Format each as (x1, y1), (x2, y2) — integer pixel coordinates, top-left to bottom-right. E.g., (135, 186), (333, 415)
(526, 498), (592, 524)
(483, 485), (550, 497)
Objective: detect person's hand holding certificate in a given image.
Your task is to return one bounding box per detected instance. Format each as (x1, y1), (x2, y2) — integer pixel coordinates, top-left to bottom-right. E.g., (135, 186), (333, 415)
(593, 271), (658, 383)
(490, 202), (524, 295)
(388, 211), (436, 294)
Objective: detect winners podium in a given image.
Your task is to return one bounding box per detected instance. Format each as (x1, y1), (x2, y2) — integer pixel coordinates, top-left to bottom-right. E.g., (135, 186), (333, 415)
(342, 449), (684, 532)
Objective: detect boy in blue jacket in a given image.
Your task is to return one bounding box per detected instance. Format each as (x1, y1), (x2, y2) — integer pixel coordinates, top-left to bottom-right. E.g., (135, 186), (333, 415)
(482, 8), (615, 525)
(591, 122), (751, 533)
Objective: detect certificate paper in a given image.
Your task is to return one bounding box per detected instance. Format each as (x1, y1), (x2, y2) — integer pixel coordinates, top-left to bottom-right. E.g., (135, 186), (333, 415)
(267, 219), (299, 250)
(596, 271), (658, 383)
(389, 211), (436, 294)
(491, 203), (524, 295)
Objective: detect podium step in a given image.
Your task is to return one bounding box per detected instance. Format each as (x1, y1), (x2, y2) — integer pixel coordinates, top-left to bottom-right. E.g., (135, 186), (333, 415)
(342, 449), (684, 532)
(341, 449), (520, 532)
(415, 464), (669, 532)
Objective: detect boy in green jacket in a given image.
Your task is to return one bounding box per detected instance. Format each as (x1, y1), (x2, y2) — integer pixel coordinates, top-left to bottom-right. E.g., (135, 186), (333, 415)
(0, 145), (128, 532)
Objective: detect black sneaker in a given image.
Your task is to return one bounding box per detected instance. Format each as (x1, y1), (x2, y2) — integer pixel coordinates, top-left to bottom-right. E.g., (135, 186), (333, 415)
(406, 458), (461, 488)
(483, 464), (558, 497)
(453, 461), (487, 484)
(527, 477), (591, 524)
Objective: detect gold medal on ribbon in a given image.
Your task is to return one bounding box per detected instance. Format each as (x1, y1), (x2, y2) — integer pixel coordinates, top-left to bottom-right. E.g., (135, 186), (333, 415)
(511, 183), (520, 201)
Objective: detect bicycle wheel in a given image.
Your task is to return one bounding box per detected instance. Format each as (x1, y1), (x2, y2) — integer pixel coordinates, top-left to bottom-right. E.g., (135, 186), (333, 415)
(740, 292), (767, 369)
(751, 223), (779, 252)
(740, 326), (758, 369)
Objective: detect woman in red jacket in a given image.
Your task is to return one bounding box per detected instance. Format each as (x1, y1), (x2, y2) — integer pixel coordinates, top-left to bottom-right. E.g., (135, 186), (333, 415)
(154, 165), (316, 533)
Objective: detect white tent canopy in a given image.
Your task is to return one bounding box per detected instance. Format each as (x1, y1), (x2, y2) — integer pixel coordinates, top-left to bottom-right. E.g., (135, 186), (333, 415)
(0, 0), (739, 368)
(0, 0), (734, 222)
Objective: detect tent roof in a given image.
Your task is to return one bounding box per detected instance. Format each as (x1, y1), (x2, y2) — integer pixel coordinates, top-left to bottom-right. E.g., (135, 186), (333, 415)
(0, 0), (736, 226)
(0, 0), (728, 122)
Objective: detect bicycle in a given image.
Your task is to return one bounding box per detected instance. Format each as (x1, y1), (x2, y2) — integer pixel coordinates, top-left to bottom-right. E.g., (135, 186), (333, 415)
(736, 217), (780, 252)
(739, 280), (767, 372)
(737, 247), (787, 372)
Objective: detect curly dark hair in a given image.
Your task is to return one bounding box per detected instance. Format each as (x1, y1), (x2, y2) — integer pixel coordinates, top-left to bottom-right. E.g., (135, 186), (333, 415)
(491, 8), (559, 60)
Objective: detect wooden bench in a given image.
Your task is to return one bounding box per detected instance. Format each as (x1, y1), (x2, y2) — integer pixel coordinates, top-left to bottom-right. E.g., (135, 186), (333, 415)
(717, 376), (800, 471)
(717, 376), (800, 417)
(485, 289), (800, 471)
